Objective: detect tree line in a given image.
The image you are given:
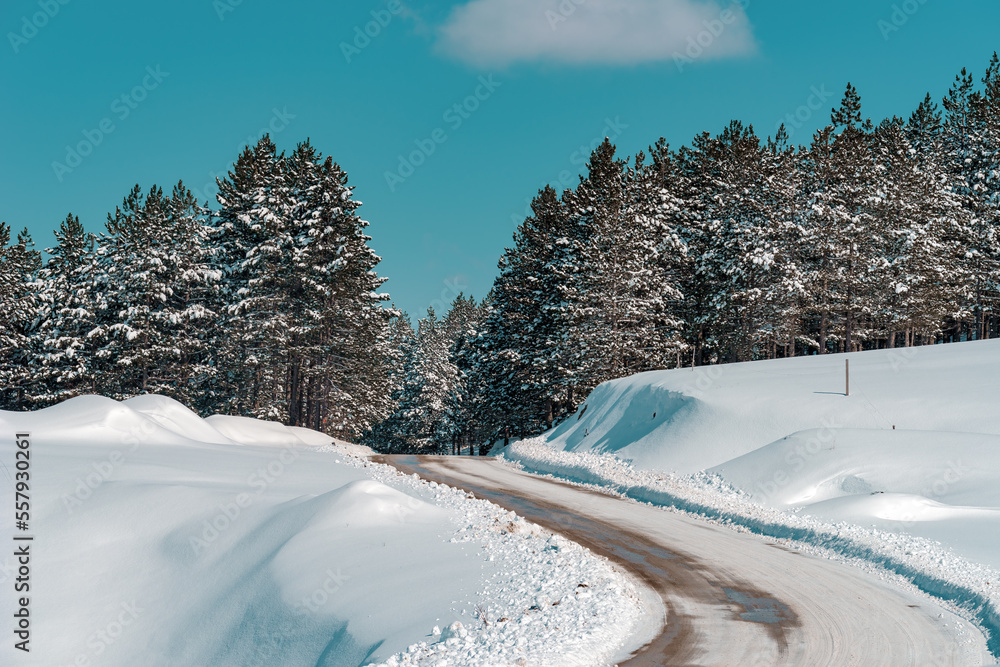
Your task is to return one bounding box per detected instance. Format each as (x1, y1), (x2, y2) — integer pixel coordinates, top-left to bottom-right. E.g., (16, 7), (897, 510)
(372, 56), (1000, 452)
(0, 137), (396, 439)
(3, 57), (998, 453)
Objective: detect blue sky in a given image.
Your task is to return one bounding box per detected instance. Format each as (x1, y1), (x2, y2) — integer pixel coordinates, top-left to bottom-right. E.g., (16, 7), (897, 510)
(2, 0), (999, 319)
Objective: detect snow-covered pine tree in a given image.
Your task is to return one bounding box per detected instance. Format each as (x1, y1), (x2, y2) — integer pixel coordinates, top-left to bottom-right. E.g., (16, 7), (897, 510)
(363, 311), (414, 451)
(764, 125), (810, 358)
(636, 138), (689, 367)
(693, 121), (803, 362)
(380, 308), (458, 453)
(280, 140), (394, 435)
(161, 183), (221, 406)
(31, 214), (98, 404)
(469, 185), (579, 440)
(90, 184), (162, 398)
(675, 131), (725, 364)
(449, 296), (494, 451)
(515, 185), (580, 427)
(216, 138), (312, 423)
(872, 114), (966, 347)
(558, 139), (681, 385)
(465, 287), (522, 442)
(0, 225), (42, 409)
(214, 137), (393, 434)
(558, 139), (626, 386)
(89, 183), (218, 402)
(279, 140), (336, 429)
(942, 67), (1000, 341)
(438, 294), (486, 452)
(212, 135), (287, 418)
(973, 54), (1000, 338)
(801, 85), (881, 353)
(618, 149), (686, 368)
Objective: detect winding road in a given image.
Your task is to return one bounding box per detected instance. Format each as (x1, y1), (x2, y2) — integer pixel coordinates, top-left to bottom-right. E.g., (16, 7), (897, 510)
(376, 455), (989, 667)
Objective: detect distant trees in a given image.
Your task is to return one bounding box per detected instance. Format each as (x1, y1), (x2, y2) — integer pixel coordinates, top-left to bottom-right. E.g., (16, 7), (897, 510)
(368, 296), (488, 454)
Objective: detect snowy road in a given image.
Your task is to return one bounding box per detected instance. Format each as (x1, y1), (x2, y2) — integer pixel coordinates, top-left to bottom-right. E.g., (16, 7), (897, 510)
(377, 455), (987, 667)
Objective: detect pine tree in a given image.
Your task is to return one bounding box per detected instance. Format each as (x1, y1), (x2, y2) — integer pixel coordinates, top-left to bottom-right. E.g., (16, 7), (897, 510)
(0, 225), (42, 409)
(212, 135), (286, 418)
(213, 137), (394, 435)
(942, 68), (1000, 340)
(635, 139), (689, 366)
(32, 214), (98, 404)
(471, 185), (578, 440)
(764, 126), (810, 358)
(872, 115), (966, 346)
(379, 308), (457, 452)
(557, 139), (684, 383)
(88, 183), (218, 402)
(282, 141), (394, 435)
(974, 54), (1000, 338)
(675, 131), (721, 364)
(694, 122), (802, 361)
(438, 294), (485, 452)
(802, 85), (880, 353)
(364, 311), (414, 450)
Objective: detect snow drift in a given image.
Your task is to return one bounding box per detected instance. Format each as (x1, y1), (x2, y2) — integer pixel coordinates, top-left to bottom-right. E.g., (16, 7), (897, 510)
(551, 339), (1000, 473)
(0, 395), (641, 666)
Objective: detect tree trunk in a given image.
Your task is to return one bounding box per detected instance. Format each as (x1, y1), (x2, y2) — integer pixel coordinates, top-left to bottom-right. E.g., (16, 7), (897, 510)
(819, 311), (828, 355)
(288, 362), (300, 426)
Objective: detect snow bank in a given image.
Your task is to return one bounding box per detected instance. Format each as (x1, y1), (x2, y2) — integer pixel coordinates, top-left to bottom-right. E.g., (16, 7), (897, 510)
(0, 395), (641, 666)
(550, 339), (1000, 473)
(205, 414), (320, 447)
(335, 456), (643, 666)
(123, 394), (239, 445)
(711, 429), (1000, 511)
(711, 428), (1000, 568)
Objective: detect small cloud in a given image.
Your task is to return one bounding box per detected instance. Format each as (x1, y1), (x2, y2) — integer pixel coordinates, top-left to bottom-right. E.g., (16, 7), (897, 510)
(436, 0), (758, 67)
(398, 2), (432, 38)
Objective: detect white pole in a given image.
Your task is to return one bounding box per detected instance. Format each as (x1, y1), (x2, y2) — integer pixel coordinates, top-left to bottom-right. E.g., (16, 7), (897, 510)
(846, 359), (850, 397)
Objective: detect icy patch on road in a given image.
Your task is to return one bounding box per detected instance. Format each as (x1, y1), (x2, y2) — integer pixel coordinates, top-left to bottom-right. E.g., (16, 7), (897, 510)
(318, 448), (645, 666)
(501, 438), (1000, 661)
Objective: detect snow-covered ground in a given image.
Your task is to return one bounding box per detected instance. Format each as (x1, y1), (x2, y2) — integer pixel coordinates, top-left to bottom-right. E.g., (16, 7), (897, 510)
(500, 339), (1000, 662)
(0, 395), (642, 666)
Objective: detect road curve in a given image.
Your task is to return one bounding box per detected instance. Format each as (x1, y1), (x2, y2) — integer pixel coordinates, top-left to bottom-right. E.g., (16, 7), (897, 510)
(375, 455), (988, 667)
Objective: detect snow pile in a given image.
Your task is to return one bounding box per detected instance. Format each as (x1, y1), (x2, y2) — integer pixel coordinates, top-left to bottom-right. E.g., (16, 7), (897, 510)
(0, 395), (641, 667)
(502, 438), (1000, 657)
(322, 439), (377, 458)
(549, 339), (1000, 473)
(711, 429), (1000, 566)
(205, 413), (330, 447)
(330, 455), (643, 666)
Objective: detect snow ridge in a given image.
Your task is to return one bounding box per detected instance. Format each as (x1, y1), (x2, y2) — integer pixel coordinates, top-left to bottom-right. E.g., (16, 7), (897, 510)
(502, 438), (1000, 660)
(322, 447), (645, 666)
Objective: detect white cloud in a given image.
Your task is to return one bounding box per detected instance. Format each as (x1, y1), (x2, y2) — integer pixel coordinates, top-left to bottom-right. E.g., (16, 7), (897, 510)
(436, 0), (758, 67)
